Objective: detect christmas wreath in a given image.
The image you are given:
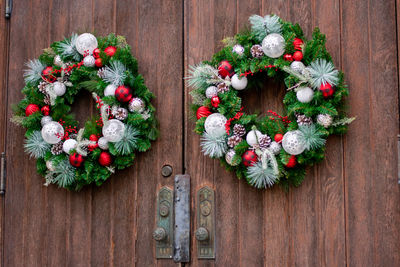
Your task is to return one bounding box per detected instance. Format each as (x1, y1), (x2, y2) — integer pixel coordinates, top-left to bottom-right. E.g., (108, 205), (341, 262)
(188, 14), (353, 190)
(12, 33), (158, 190)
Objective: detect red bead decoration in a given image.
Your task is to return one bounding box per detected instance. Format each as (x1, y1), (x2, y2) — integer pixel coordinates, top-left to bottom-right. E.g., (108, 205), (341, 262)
(104, 46), (117, 57)
(98, 151), (112, 166)
(218, 60), (234, 78)
(292, 51), (303, 61)
(211, 96), (220, 108)
(242, 150), (258, 167)
(42, 66), (53, 77)
(293, 38), (304, 50)
(93, 48), (101, 58)
(283, 54), (294, 61)
(115, 85), (133, 103)
(95, 58), (103, 67)
(274, 133), (283, 143)
(69, 153), (85, 168)
(41, 105), (50, 116)
(25, 104), (40, 117)
(285, 155), (297, 168)
(196, 106), (212, 119)
(319, 83), (335, 98)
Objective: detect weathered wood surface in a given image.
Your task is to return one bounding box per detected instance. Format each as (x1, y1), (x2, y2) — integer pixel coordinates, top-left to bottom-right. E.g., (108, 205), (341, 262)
(0, 0), (399, 266)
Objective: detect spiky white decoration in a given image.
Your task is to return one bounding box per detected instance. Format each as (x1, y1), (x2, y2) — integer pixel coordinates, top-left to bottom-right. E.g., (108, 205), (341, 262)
(187, 64), (226, 90)
(332, 117), (356, 127)
(298, 124), (326, 150)
(247, 161), (278, 188)
(24, 131), (51, 158)
(24, 59), (46, 84)
(249, 14), (282, 42)
(309, 59), (339, 89)
(75, 128), (96, 156)
(200, 132), (228, 158)
(52, 159), (76, 187)
(102, 60), (127, 86)
(189, 89), (207, 106)
(114, 125), (140, 155)
(56, 33), (81, 61)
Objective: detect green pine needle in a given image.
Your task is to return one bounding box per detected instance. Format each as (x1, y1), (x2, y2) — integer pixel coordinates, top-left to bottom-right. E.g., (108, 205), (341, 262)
(186, 64), (225, 90)
(24, 131), (51, 158)
(55, 33), (81, 61)
(247, 161), (278, 188)
(249, 14), (282, 42)
(200, 132), (228, 158)
(298, 124), (326, 150)
(113, 125), (140, 155)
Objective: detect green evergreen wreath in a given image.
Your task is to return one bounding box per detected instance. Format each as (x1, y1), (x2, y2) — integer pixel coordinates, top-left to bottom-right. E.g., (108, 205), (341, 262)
(188, 14), (353, 190)
(12, 33), (158, 190)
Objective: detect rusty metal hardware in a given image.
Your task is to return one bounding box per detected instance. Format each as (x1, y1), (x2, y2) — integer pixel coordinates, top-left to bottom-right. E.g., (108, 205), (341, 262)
(5, 0), (12, 18)
(161, 165), (173, 177)
(173, 174), (190, 263)
(154, 186), (174, 259)
(196, 186), (215, 259)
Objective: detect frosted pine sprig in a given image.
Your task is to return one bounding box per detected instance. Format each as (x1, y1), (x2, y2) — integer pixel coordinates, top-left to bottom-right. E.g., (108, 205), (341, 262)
(247, 161), (278, 188)
(309, 59), (339, 89)
(298, 124), (326, 150)
(200, 132), (228, 158)
(24, 59), (46, 84)
(56, 33), (81, 61)
(249, 14), (282, 42)
(24, 131), (51, 158)
(186, 64), (226, 90)
(53, 159), (76, 187)
(102, 60), (127, 86)
(114, 125), (140, 155)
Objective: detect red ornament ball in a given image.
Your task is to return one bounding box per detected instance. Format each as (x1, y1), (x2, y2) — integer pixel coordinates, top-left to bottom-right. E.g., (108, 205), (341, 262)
(115, 85), (133, 103)
(104, 46), (117, 57)
(293, 38), (304, 50)
(41, 105), (50, 116)
(89, 134), (99, 141)
(285, 155), (297, 168)
(88, 134), (99, 151)
(93, 48), (101, 58)
(283, 54), (293, 61)
(42, 66), (53, 77)
(242, 150), (258, 167)
(95, 58), (103, 67)
(218, 60), (234, 78)
(292, 51), (303, 61)
(274, 133), (283, 143)
(319, 83), (335, 98)
(196, 106), (212, 119)
(69, 153), (85, 168)
(211, 96), (220, 108)
(25, 104), (40, 117)
(98, 151), (112, 166)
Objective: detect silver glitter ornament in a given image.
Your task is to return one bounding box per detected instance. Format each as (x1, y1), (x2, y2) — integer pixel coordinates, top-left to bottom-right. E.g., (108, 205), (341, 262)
(317, 114), (333, 128)
(204, 113), (227, 138)
(128, 98), (145, 113)
(269, 141), (281, 155)
(290, 61), (305, 73)
(53, 81), (66, 96)
(232, 44), (245, 56)
(75, 33), (98, 55)
(225, 149), (240, 166)
(41, 116), (52, 126)
(41, 121), (64, 144)
(205, 86), (218, 98)
(261, 33), (285, 58)
(296, 87), (314, 103)
(83, 55), (95, 67)
(53, 55), (63, 67)
(98, 137), (109, 150)
(282, 130), (306, 155)
(102, 119), (125, 142)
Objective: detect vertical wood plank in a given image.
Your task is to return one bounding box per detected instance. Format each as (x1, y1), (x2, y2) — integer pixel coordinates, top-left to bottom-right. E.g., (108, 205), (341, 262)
(342, 0), (400, 266)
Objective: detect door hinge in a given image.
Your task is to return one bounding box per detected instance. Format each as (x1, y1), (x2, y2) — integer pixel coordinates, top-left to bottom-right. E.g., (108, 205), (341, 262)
(0, 152), (6, 194)
(5, 0), (12, 18)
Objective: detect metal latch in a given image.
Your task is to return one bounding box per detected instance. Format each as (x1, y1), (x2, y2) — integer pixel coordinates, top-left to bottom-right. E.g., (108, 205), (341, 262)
(195, 186), (215, 259)
(0, 152), (6, 195)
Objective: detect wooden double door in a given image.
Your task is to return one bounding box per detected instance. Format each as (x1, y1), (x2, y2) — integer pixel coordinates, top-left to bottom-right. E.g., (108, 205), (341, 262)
(0, 0), (399, 266)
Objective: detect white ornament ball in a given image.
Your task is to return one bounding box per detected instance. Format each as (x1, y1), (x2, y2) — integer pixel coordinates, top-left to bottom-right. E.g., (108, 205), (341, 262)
(102, 119), (126, 142)
(205, 86), (218, 98)
(41, 121), (64, 144)
(62, 139), (77, 154)
(53, 81), (66, 96)
(282, 130), (306, 155)
(232, 44), (245, 56)
(290, 61), (305, 73)
(296, 87), (314, 103)
(225, 149), (240, 166)
(41, 116), (52, 126)
(53, 55), (63, 67)
(98, 137), (109, 150)
(231, 74), (248, 90)
(317, 114), (333, 128)
(75, 33), (98, 55)
(246, 129), (263, 146)
(261, 33), (286, 58)
(128, 98), (145, 113)
(104, 84), (117, 96)
(204, 113), (227, 138)
(83, 55), (95, 67)
(46, 161), (55, 172)
(269, 141), (281, 155)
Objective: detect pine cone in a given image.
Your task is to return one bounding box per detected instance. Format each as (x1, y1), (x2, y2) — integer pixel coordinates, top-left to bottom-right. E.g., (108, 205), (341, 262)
(233, 124), (246, 137)
(251, 45), (264, 58)
(296, 114), (313, 126)
(227, 135), (242, 148)
(113, 107), (128, 121)
(43, 94), (51, 105)
(97, 67), (106, 78)
(217, 82), (229, 93)
(317, 114), (333, 128)
(51, 142), (63, 155)
(38, 81), (48, 94)
(258, 135), (272, 149)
